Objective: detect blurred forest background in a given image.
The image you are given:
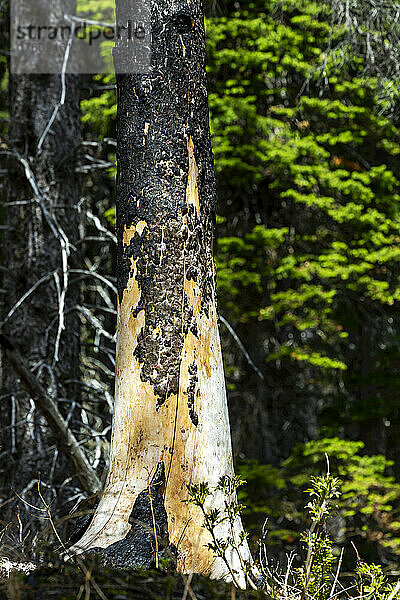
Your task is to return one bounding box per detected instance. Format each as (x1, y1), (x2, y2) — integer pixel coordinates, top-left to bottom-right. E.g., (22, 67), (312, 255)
(1, 0), (400, 576)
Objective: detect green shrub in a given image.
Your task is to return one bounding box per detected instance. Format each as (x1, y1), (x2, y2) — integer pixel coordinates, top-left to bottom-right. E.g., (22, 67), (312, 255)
(237, 438), (400, 564)
(188, 468), (400, 598)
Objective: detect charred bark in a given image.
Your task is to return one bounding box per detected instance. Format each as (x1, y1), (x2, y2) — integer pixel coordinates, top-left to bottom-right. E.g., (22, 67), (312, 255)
(0, 0), (82, 525)
(71, 0), (252, 583)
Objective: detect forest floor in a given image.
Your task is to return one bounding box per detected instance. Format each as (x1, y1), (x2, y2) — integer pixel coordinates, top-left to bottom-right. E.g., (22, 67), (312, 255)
(0, 563), (264, 600)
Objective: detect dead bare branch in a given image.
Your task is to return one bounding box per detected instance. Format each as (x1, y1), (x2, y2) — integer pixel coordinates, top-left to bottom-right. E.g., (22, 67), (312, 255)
(0, 335), (101, 496)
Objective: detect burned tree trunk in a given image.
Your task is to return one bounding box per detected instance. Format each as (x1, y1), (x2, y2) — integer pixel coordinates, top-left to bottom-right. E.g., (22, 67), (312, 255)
(0, 1), (82, 522)
(72, 0), (252, 582)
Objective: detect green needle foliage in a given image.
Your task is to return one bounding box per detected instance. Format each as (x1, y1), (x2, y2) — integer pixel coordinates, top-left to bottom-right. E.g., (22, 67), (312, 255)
(208, 0), (400, 465)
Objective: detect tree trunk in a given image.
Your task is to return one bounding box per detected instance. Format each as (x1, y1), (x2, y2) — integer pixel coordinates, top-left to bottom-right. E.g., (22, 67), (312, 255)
(1, 0), (82, 522)
(71, 0), (252, 582)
